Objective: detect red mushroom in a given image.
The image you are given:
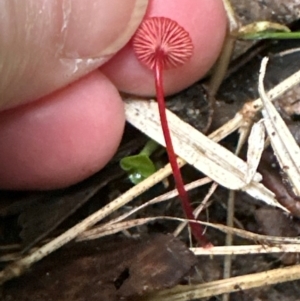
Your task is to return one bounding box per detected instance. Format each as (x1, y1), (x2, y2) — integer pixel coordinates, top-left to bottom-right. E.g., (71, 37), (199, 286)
(133, 16), (209, 245)
(101, 0), (227, 244)
(101, 0), (227, 97)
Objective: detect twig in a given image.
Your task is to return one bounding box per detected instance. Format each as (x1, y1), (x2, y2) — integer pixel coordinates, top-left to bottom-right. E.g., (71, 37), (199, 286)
(173, 182), (218, 238)
(259, 57), (300, 196)
(142, 264), (300, 301)
(78, 177), (212, 240)
(0, 162), (182, 284)
(80, 216), (300, 246)
(191, 244), (300, 255)
(125, 99), (279, 207)
(222, 190), (235, 301)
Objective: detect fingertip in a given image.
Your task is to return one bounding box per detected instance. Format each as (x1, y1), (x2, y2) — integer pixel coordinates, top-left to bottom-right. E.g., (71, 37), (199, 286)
(0, 0), (148, 109)
(0, 71), (125, 190)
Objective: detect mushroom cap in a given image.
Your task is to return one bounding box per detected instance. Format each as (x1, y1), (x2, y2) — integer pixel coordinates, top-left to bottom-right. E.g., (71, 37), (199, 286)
(133, 17), (193, 70)
(101, 0), (227, 97)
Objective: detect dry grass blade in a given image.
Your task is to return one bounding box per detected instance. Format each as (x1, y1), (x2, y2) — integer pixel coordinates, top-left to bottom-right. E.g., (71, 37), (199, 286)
(222, 0), (239, 31)
(191, 244), (300, 255)
(209, 111), (244, 141)
(252, 66), (300, 110)
(125, 99), (262, 190)
(199, 220), (300, 244)
(125, 99), (281, 209)
(210, 65), (300, 144)
(0, 161), (182, 285)
(78, 177), (213, 240)
(125, 99), (285, 210)
(259, 57), (300, 196)
(77, 218), (154, 241)
(246, 121), (265, 183)
(173, 182), (218, 238)
(76, 178), (216, 242)
(81, 216), (300, 246)
(142, 264), (300, 301)
(222, 189), (235, 301)
(95, 177), (212, 227)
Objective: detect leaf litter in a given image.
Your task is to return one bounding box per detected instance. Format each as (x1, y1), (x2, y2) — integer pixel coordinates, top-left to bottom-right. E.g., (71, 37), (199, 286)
(2, 2), (300, 301)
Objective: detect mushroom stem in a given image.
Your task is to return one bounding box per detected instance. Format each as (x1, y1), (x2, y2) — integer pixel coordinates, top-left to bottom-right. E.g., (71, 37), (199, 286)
(132, 16), (210, 246)
(154, 52), (209, 246)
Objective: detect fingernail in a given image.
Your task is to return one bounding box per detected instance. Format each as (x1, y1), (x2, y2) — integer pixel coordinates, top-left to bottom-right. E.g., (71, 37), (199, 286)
(58, 0), (148, 59)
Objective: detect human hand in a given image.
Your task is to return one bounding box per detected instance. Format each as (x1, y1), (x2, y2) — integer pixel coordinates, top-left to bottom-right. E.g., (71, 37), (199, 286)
(0, 0), (148, 190)
(0, 0), (226, 190)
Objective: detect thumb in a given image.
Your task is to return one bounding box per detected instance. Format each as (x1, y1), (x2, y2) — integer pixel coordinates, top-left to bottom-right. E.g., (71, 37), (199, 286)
(0, 0), (148, 110)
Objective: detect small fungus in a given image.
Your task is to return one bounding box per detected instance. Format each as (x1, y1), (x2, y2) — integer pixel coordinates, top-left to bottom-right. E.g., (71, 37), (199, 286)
(133, 17), (209, 245)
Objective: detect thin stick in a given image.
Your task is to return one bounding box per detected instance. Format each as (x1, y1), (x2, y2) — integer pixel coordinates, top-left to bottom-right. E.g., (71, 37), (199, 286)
(173, 182), (218, 238)
(78, 177), (212, 240)
(222, 190), (235, 301)
(99, 177), (212, 227)
(0, 162), (182, 284)
(143, 264), (300, 301)
(191, 244), (300, 255)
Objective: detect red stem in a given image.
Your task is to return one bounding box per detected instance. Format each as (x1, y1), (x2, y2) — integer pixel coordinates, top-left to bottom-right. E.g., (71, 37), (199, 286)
(154, 52), (210, 246)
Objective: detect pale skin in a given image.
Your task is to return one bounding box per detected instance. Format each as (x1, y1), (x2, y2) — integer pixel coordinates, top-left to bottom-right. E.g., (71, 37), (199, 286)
(0, 0), (227, 190)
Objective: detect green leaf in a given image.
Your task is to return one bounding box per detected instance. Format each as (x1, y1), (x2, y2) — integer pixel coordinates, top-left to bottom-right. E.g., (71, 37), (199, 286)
(235, 21), (300, 40)
(120, 154), (157, 185)
(240, 31), (300, 40)
(120, 140), (160, 185)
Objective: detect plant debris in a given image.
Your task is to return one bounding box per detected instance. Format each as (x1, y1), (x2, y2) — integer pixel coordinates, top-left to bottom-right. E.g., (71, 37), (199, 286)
(1, 234), (196, 301)
(2, 2), (300, 301)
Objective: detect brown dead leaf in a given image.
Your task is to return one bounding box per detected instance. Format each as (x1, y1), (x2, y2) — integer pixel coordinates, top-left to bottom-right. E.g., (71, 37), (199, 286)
(2, 234), (197, 301)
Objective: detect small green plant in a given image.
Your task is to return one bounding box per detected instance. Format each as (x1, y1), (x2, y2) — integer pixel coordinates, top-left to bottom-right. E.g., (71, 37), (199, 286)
(237, 21), (300, 40)
(120, 140), (159, 184)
